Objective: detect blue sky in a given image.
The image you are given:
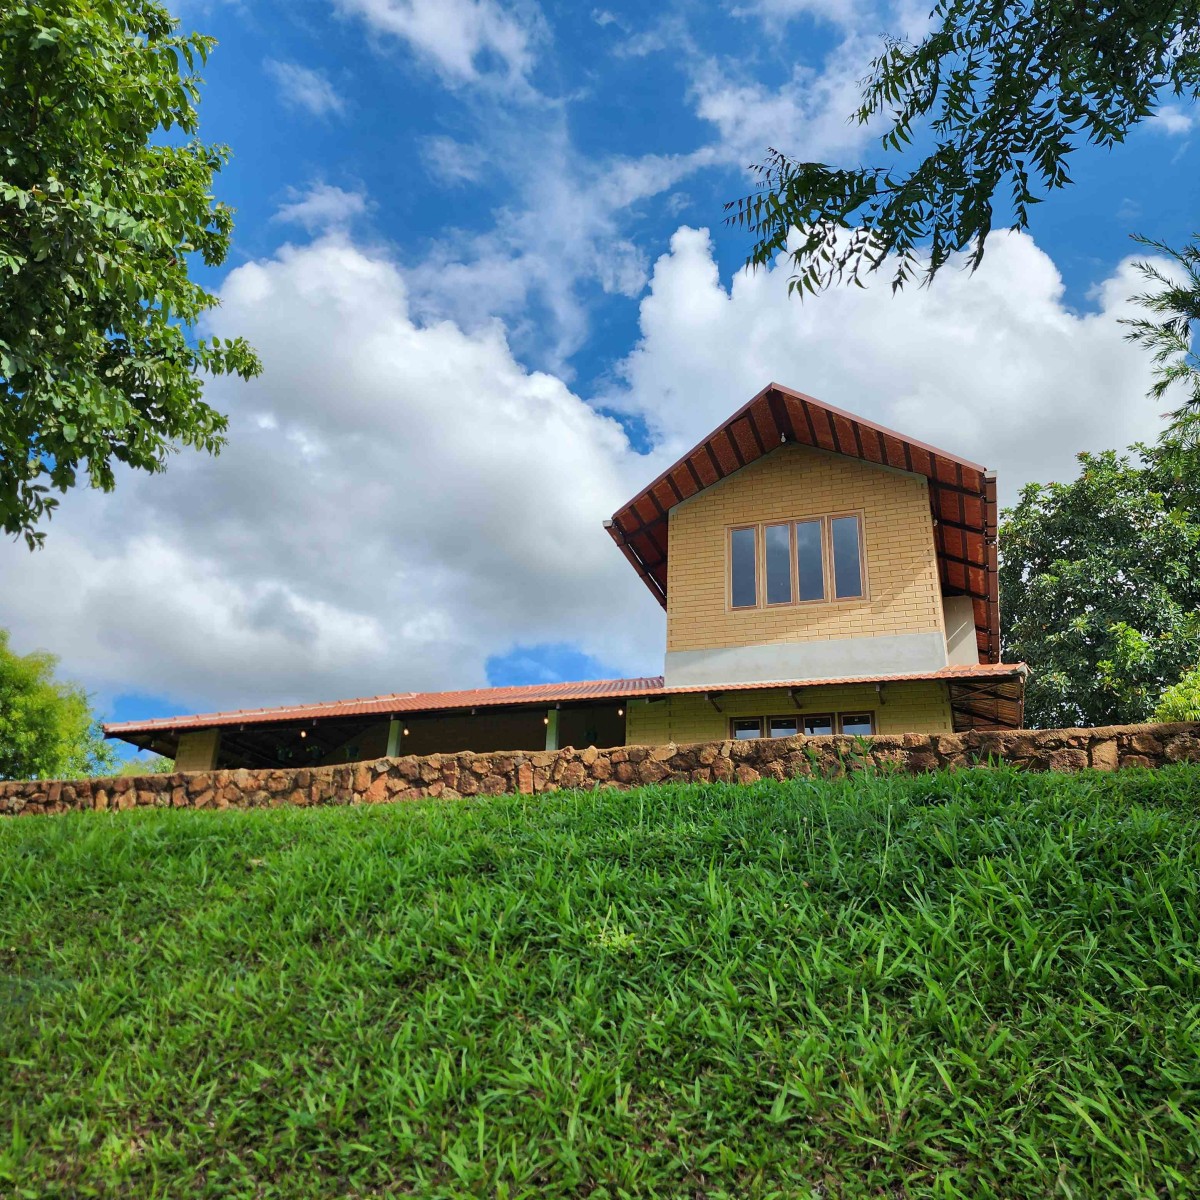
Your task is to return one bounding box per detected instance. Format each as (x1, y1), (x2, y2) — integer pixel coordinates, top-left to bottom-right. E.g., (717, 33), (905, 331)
(2, 0), (1198, 753)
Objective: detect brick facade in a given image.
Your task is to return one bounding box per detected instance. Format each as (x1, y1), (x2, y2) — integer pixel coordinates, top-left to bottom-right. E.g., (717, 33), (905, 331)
(625, 680), (954, 744)
(666, 443), (946, 654)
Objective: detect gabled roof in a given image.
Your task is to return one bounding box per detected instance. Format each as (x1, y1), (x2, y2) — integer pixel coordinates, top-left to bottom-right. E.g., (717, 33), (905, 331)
(606, 382), (1001, 663)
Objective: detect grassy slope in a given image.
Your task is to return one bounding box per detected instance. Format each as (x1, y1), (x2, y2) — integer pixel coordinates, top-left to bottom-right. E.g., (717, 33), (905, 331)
(2, 768), (1200, 1199)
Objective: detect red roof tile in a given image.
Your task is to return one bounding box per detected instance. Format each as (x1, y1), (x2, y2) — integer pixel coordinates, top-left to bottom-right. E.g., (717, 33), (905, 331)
(103, 664), (1025, 739)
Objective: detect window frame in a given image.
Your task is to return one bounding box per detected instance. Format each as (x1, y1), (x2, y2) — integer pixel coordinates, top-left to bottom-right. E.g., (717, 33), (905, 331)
(728, 711), (877, 740)
(838, 711), (876, 736)
(724, 511), (868, 612)
(727, 524), (760, 610)
(763, 521), (795, 608)
(827, 511), (867, 602)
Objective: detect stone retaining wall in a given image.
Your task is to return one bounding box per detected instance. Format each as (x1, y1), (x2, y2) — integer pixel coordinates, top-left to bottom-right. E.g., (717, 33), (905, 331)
(3, 723), (1199, 818)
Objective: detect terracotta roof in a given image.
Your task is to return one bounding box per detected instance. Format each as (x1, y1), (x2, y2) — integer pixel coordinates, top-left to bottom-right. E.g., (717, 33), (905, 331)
(103, 677), (666, 736)
(103, 664), (1025, 739)
(606, 382), (1001, 664)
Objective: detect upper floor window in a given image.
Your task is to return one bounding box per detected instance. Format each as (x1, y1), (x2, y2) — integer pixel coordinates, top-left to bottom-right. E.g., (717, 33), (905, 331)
(728, 513), (866, 610)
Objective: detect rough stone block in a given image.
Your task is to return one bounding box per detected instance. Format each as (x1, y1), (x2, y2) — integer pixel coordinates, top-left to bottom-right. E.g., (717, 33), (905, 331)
(1048, 748), (1089, 772)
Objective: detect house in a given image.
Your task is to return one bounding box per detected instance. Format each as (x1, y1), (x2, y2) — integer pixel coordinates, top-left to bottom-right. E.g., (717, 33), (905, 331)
(105, 384), (1027, 769)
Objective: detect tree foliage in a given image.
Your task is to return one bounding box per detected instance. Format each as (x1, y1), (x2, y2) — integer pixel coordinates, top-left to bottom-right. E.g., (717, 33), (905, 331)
(727, 1), (1200, 421)
(0, 0), (260, 546)
(1154, 666), (1200, 722)
(1000, 443), (1200, 728)
(0, 627), (116, 779)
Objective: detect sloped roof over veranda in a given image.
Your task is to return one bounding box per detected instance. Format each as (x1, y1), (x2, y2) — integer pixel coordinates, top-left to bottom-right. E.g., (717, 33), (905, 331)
(606, 382), (1001, 663)
(104, 663), (1026, 752)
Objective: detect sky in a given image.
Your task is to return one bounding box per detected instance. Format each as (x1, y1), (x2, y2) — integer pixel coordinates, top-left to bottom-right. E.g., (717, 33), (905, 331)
(2, 0), (1198, 749)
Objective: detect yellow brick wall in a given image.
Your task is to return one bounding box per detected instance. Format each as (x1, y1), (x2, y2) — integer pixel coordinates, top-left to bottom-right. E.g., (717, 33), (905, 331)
(667, 443), (945, 653)
(625, 680), (954, 743)
(175, 728), (221, 772)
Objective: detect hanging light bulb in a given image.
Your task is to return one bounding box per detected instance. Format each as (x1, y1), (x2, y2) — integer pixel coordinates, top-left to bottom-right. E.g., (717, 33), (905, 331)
(300, 729), (307, 739)
(617, 707), (624, 717)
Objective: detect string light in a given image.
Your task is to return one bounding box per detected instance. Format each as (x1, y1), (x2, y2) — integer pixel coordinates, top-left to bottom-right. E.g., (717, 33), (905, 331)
(617, 707), (624, 717)
(300, 730), (307, 739)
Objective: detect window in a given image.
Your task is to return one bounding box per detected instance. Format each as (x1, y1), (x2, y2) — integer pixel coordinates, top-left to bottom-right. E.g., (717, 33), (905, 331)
(730, 527), (757, 609)
(764, 524), (793, 604)
(727, 513), (865, 609)
(730, 712), (875, 740)
(831, 515), (864, 599)
(839, 712), (875, 736)
(795, 519), (825, 602)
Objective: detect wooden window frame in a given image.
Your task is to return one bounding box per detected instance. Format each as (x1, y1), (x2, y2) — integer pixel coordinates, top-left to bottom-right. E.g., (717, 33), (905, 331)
(728, 711), (877, 740)
(728, 524), (760, 611)
(827, 511), (868, 602)
(763, 521), (795, 608)
(725, 512), (868, 612)
(801, 712), (835, 737)
(838, 711), (876, 736)
(730, 717), (764, 739)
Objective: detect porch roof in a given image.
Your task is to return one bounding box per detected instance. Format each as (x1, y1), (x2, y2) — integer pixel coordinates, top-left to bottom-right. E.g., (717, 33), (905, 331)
(104, 662), (1026, 752)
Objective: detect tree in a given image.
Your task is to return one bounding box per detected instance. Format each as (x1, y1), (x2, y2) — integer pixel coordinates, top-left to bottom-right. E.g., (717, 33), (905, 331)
(1, 0), (260, 547)
(0, 628), (116, 779)
(1154, 667), (1200, 722)
(1000, 443), (1200, 728)
(727, 1), (1200, 428)
(118, 754), (173, 775)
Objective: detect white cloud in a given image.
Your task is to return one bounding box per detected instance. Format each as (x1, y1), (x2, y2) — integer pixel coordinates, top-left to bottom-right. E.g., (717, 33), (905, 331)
(263, 59), (346, 117)
(273, 183), (369, 232)
(1151, 105), (1196, 135)
(692, 52), (874, 168)
(420, 135), (485, 185)
(406, 121), (711, 370)
(335, 0), (543, 89)
(0, 234), (661, 714)
(730, 0), (870, 27)
(0, 222), (1177, 717)
(604, 225), (1169, 506)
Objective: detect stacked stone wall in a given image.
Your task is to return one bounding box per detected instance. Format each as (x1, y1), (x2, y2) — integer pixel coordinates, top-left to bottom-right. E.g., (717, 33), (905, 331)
(3, 724), (1199, 818)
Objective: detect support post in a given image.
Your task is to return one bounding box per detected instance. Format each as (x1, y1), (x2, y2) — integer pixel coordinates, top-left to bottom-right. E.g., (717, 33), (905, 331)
(386, 719), (402, 757)
(545, 709), (560, 751)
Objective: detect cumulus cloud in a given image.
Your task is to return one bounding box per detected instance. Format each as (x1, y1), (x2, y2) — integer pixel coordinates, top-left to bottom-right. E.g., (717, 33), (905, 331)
(0, 227), (1173, 717)
(335, 0), (543, 89)
(604, 226), (1168, 505)
(0, 235), (662, 713)
(264, 59), (346, 117)
(273, 183), (369, 232)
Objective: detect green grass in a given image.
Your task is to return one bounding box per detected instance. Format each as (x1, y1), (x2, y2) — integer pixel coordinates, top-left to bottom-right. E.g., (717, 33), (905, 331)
(3, 767), (1200, 1198)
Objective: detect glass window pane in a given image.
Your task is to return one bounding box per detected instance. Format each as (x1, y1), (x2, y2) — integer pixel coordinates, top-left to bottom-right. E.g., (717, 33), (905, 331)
(768, 716), (799, 738)
(764, 524), (792, 604)
(803, 714), (834, 736)
(795, 520), (825, 601)
(730, 527), (757, 608)
(840, 713), (875, 736)
(832, 515), (863, 599)
(732, 718), (762, 739)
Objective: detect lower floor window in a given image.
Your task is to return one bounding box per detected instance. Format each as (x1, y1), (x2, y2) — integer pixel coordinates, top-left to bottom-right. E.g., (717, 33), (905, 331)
(730, 712), (875, 739)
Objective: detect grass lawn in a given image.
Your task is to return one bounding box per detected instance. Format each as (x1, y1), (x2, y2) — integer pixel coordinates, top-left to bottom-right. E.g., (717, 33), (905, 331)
(2, 767), (1200, 1198)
